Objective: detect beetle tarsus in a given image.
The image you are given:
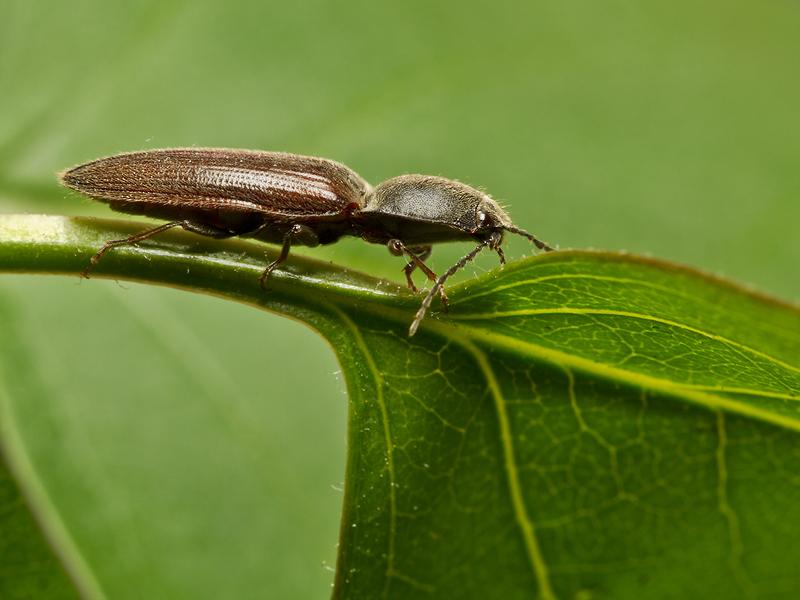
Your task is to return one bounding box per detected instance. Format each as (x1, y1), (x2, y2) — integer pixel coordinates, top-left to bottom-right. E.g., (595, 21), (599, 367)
(402, 264), (419, 293)
(438, 289), (450, 312)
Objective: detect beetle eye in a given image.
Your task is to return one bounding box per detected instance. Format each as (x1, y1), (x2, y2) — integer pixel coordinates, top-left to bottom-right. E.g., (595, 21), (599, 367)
(478, 211), (487, 223)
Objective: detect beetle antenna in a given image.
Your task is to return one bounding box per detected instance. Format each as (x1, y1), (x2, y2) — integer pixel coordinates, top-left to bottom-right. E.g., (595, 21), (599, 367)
(409, 240), (490, 337)
(505, 226), (555, 252)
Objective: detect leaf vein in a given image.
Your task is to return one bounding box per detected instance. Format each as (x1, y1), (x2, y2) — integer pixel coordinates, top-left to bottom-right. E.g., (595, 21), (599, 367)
(715, 411), (753, 596)
(451, 308), (800, 378)
(452, 271), (800, 344)
(434, 323), (800, 432)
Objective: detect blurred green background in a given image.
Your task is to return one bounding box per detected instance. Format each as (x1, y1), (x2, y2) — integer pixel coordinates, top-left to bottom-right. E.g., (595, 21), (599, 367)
(1, 1), (798, 598)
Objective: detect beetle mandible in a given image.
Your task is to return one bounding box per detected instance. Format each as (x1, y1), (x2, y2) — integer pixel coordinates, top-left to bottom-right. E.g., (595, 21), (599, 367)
(60, 148), (554, 335)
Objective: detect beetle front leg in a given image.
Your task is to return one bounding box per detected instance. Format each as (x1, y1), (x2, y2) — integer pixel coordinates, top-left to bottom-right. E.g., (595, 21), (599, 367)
(399, 245), (432, 292)
(495, 245), (506, 265)
(259, 224), (319, 290)
(387, 240), (448, 308)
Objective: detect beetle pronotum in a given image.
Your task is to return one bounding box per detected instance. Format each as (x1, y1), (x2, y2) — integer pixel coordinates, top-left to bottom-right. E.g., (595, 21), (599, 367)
(60, 149), (554, 335)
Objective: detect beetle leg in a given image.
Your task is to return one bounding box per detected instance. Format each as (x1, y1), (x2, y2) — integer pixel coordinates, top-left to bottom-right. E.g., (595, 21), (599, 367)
(495, 245), (506, 265)
(401, 245), (432, 292)
(387, 240), (448, 306)
(82, 220), (235, 278)
(409, 236), (496, 336)
(258, 224), (318, 290)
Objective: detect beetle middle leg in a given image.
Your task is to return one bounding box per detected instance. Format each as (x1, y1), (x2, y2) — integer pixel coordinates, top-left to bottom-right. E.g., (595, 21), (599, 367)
(387, 240), (449, 308)
(83, 220), (236, 278)
(259, 224), (319, 290)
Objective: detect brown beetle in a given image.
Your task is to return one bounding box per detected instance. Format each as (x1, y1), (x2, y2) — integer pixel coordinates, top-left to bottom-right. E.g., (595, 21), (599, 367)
(60, 148), (553, 335)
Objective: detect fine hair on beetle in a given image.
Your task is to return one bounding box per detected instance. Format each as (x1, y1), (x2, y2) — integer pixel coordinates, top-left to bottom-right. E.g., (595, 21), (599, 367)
(59, 149), (554, 335)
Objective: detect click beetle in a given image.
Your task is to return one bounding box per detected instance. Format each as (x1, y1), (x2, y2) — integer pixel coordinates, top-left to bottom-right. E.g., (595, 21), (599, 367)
(60, 148), (554, 335)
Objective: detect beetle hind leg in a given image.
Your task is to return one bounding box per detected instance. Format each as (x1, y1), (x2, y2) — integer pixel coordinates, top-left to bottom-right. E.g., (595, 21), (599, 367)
(83, 220), (236, 279)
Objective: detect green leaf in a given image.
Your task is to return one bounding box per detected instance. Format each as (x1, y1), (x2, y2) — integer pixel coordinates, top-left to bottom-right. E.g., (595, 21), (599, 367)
(3, 1), (800, 597)
(0, 449), (80, 599)
(2, 215), (798, 599)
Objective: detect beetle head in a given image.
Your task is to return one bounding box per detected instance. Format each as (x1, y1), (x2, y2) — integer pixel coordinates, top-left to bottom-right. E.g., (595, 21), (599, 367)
(474, 196), (512, 243)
